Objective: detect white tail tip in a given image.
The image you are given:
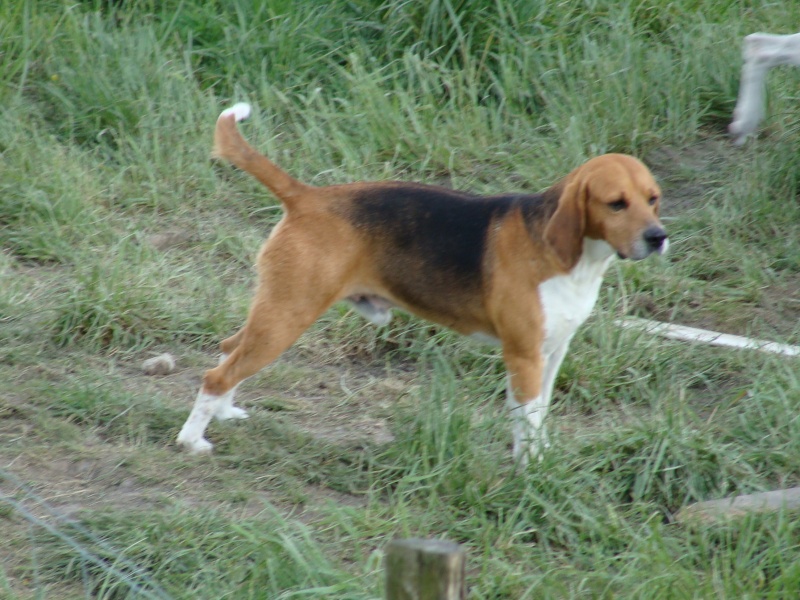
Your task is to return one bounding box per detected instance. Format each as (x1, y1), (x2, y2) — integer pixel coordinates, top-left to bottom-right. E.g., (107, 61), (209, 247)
(219, 102), (251, 122)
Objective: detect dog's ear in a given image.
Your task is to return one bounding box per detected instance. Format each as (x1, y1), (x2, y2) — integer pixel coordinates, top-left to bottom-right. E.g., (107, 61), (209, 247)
(544, 174), (588, 270)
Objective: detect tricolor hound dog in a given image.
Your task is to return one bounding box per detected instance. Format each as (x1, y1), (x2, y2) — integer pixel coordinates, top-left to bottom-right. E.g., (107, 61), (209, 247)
(177, 103), (668, 466)
(729, 32), (800, 145)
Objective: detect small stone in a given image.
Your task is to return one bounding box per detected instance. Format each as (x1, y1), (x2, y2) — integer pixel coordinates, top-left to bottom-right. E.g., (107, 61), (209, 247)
(142, 353), (176, 376)
(146, 231), (192, 251)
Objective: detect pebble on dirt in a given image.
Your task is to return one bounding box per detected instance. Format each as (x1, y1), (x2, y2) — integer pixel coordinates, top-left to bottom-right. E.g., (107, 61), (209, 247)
(142, 353), (176, 376)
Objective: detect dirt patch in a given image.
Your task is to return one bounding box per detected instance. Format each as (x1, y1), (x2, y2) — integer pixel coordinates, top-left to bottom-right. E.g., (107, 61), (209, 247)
(0, 342), (413, 524)
(1, 452), (171, 518)
(646, 135), (737, 215)
(265, 361), (410, 447)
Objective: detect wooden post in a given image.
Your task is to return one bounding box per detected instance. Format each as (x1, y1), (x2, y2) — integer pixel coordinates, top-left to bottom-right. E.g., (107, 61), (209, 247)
(385, 538), (466, 600)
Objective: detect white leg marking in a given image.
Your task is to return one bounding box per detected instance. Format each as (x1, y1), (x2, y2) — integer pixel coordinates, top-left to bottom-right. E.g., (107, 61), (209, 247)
(211, 353), (249, 421)
(176, 352), (253, 453)
(540, 340), (571, 414)
(506, 379), (551, 468)
(213, 384), (249, 421)
(177, 388), (234, 454)
(729, 43), (769, 144)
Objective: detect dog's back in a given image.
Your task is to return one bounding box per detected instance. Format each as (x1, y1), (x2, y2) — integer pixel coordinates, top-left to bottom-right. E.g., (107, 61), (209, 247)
(212, 103), (562, 324)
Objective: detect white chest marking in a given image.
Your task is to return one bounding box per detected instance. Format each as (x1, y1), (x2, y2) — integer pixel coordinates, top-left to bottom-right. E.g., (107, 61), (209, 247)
(538, 239), (615, 355)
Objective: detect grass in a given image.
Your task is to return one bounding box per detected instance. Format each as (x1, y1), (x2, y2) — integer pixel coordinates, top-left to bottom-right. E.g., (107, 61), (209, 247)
(2, 0), (800, 598)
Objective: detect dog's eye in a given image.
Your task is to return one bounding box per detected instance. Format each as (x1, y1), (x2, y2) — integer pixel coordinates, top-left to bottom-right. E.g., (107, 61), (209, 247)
(648, 195), (659, 206)
(608, 198), (627, 212)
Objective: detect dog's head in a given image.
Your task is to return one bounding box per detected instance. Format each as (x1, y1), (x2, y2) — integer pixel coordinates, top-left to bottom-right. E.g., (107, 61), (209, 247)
(545, 154), (667, 268)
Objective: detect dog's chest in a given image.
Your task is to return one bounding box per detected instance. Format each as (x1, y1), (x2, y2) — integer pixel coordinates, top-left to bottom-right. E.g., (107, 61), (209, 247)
(538, 242), (614, 353)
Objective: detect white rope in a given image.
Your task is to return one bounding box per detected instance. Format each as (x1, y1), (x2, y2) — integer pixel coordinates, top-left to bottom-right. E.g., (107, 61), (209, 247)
(0, 469), (172, 600)
(616, 317), (800, 358)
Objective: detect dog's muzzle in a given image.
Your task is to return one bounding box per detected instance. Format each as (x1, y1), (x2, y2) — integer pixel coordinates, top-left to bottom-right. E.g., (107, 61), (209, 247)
(643, 226), (668, 254)
(624, 226), (668, 260)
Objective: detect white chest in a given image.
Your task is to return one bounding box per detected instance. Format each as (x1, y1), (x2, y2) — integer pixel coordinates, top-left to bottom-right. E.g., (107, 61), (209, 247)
(538, 239), (615, 354)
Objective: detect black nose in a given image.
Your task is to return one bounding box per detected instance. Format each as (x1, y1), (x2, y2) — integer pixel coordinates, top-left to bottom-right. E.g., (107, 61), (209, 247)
(644, 226), (668, 250)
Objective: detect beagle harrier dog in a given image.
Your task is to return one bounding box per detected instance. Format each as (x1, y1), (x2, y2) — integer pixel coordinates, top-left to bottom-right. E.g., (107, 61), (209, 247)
(177, 103), (668, 466)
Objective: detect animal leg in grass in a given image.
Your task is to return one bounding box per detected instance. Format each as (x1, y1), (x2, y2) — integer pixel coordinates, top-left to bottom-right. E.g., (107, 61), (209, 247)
(212, 381), (248, 421)
(503, 348), (547, 467)
(177, 311), (331, 453)
(730, 32), (800, 144)
(177, 253), (344, 453)
(537, 337), (572, 437)
(200, 339), (249, 422)
(220, 328), (246, 356)
(177, 387), (236, 454)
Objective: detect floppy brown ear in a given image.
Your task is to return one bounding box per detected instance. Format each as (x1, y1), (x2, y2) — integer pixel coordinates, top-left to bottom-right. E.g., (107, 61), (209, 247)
(544, 175), (587, 270)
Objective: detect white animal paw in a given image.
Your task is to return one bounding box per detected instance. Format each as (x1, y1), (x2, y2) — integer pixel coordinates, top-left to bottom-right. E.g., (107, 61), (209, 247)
(177, 436), (214, 455)
(729, 115), (759, 145)
(214, 405), (250, 421)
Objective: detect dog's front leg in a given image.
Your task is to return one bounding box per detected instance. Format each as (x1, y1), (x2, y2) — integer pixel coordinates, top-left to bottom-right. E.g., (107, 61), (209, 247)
(534, 337), (573, 448)
(729, 36), (771, 144)
(503, 348), (546, 468)
(505, 383), (549, 467)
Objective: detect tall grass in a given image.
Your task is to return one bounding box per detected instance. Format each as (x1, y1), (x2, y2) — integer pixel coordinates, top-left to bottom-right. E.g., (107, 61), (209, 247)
(1, 0), (800, 598)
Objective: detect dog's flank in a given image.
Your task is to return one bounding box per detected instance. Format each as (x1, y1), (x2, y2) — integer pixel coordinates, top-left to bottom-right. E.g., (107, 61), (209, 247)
(178, 102), (667, 466)
(344, 185), (559, 317)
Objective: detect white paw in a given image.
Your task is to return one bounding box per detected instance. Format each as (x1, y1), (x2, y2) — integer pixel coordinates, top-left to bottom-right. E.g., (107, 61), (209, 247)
(177, 435), (214, 455)
(729, 117), (757, 145)
(215, 405), (249, 421)
(512, 431), (551, 468)
(534, 441), (551, 464)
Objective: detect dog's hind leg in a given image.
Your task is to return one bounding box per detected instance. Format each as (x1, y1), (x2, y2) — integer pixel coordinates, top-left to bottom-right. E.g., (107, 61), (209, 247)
(207, 329), (249, 421)
(177, 239), (348, 454)
(177, 290), (337, 453)
(220, 328), (246, 356)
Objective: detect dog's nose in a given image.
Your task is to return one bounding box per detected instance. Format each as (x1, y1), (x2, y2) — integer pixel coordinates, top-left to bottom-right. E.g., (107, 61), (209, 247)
(643, 226), (668, 251)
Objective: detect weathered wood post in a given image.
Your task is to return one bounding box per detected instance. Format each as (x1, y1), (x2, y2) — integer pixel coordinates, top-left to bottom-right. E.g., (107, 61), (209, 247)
(385, 538), (466, 600)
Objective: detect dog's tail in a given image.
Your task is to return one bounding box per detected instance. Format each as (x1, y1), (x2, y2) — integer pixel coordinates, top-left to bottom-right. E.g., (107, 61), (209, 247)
(213, 103), (311, 207)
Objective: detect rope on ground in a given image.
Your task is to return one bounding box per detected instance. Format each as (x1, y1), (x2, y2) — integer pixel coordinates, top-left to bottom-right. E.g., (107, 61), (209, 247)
(0, 468), (173, 600)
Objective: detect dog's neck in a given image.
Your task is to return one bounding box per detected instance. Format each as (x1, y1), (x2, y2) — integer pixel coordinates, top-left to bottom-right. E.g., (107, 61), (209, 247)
(572, 238), (616, 280)
(582, 237), (616, 261)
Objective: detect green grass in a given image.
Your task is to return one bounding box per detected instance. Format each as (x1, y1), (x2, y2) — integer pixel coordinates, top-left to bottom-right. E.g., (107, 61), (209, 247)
(2, 0), (800, 598)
